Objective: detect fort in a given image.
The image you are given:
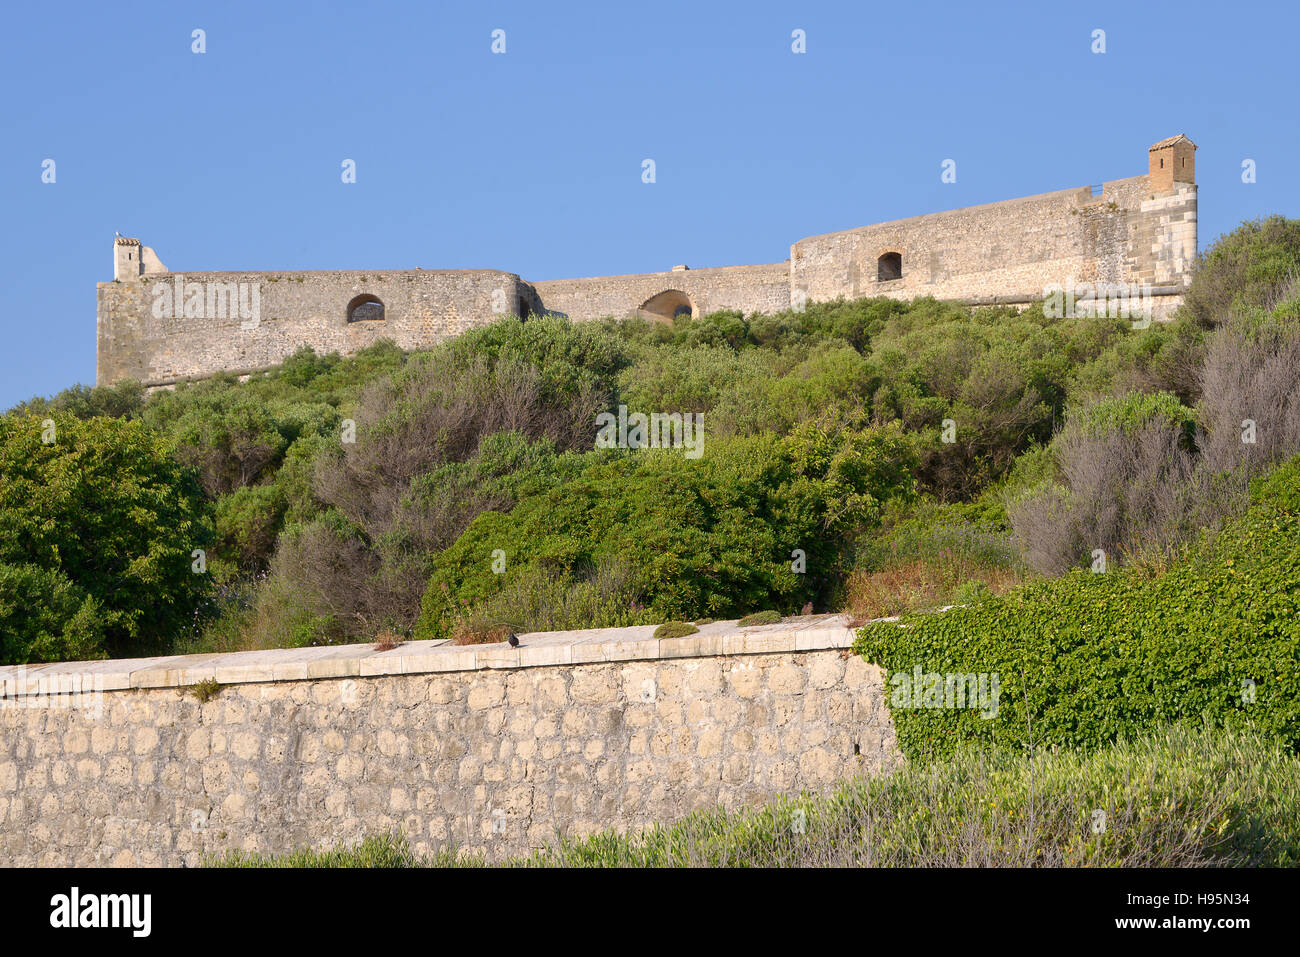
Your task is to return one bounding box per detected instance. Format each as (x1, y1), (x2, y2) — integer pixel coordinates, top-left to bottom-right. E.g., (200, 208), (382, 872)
(97, 135), (1197, 388)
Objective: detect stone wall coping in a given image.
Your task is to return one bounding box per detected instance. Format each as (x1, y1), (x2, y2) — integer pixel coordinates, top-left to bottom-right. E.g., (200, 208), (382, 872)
(529, 261), (789, 284)
(791, 178), (1146, 246)
(0, 615), (861, 697)
(99, 267), (522, 283)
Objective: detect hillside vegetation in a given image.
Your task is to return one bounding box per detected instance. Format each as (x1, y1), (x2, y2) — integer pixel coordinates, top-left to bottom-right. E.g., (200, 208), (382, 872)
(857, 458), (1300, 759)
(2, 217), (1298, 669)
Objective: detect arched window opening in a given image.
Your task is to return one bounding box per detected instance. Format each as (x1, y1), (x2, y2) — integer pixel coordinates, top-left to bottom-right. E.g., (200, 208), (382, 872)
(877, 252), (903, 282)
(346, 294), (385, 322)
(638, 289), (696, 323)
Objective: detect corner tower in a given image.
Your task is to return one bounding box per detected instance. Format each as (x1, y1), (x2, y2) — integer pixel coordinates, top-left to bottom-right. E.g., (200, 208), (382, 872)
(113, 236), (168, 281)
(1148, 134), (1196, 194)
(1130, 135), (1198, 292)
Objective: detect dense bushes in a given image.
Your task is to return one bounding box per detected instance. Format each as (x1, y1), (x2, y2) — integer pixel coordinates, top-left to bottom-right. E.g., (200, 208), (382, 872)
(1198, 311), (1300, 475)
(1070, 317), (1205, 406)
(415, 421), (917, 638)
(8, 217), (1300, 660)
(856, 457), (1300, 761)
(0, 293), (1255, 656)
(1181, 215), (1300, 327)
(270, 318), (622, 640)
(1010, 309), (1300, 574)
(0, 415), (214, 661)
(0, 564), (106, 664)
(268, 298), (1116, 643)
(612, 299), (1134, 501)
(1008, 392), (1204, 574)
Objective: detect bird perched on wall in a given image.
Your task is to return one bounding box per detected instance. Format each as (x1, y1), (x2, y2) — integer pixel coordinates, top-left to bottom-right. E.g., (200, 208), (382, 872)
(507, 633), (519, 648)
(801, 602), (814, 616)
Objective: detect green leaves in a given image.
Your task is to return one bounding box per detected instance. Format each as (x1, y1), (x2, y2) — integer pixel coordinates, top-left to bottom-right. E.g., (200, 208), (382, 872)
(416, 424), (915, 639)
(1182, 215), (1300, 328)
(857, 456), (1300, 761)
(0, 414), (215, 662)
(0, 564), (106, 664)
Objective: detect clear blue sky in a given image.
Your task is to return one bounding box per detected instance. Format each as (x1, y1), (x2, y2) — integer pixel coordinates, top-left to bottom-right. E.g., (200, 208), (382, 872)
(1, 0), (1295, 409)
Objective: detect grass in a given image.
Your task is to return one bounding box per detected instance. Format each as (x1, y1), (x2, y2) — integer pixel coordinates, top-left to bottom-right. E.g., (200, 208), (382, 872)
(190, 678), (222, 703)
(652, 621), (698, 639)
(207, 725), (1300, 868)
(844, 559), (1026, 622)
(451, 614), (514, 645)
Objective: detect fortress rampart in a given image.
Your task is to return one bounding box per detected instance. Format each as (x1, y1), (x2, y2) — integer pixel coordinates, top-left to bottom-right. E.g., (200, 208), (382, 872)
(0, 617), (897, 866)
(97, 269), (528, 386)
(97, 136), (1197, 387)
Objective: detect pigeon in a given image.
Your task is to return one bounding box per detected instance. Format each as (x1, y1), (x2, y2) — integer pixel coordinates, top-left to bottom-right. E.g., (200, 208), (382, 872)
(801, 602), (814, 616)
(507, 633), (519, 648)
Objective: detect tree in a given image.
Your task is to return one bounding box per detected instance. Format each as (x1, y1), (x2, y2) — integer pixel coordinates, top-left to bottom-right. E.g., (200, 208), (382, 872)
(1182, 216), (1300, 327)
(0, 414), (215, 662)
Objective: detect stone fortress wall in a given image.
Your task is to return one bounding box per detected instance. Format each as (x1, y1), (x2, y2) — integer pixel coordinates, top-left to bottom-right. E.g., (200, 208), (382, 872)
(97, 136), (1197, 387)
(96, 267), (530, 387)
(0, 617), (898, 866)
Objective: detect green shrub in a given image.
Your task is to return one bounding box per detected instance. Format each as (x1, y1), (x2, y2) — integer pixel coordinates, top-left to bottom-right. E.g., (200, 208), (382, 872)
(190, 678), (222, 703)
(415, 422), (916, 639)
(0, 415), (214, 662)
(0, 564), (107, 663)
(1008, 391), (1210, 574)
(737, 610), (781, 627)
(1072, 390), (1196, 442)
(1069, 317), (1205, 406)
(1182, 216), (1300, 327)
(855, 496), (1022, 574)
(447, 558), (652, 636)
(951, 580), (992, 606)
(857, 457), (1300, 760)
(653, 621), (699, 639)
(8, 379), (146, 421)
(213, 484), (287, 576)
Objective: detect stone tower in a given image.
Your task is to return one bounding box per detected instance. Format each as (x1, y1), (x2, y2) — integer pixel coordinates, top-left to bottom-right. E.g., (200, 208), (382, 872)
(1148, 134), (1196, 193)
(113, 236), (168, 281)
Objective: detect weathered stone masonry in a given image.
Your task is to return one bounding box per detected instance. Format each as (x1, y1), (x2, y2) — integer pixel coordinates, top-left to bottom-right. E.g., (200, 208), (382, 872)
(97, 136), (1198, 387)
(0, 617), (898, 866)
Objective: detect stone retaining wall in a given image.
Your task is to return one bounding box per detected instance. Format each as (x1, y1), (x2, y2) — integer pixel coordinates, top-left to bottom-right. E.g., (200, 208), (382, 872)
(0, 617), (898, 866)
